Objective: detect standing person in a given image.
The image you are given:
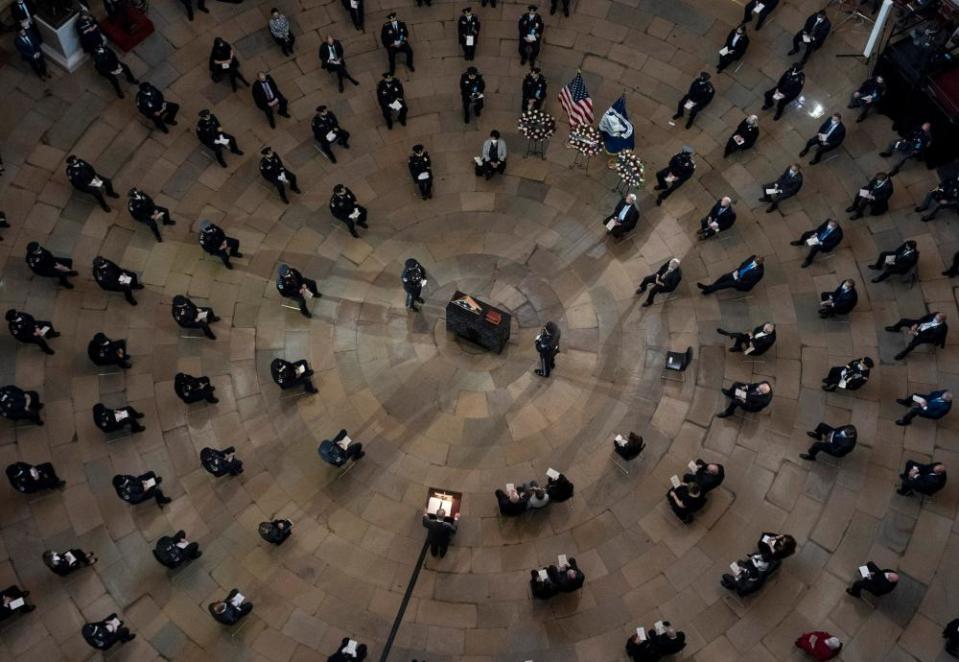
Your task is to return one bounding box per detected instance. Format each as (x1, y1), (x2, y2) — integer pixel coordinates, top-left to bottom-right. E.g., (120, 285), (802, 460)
(518, 5), (544, 67)
(26, 242), (77, 288)
(724, 115), (759, 157)
(6, 309), (58, 355)
(522, 67), (547, 112)
(276, 264), (321, 318)
(259, 147), (301, 204)
(319, 35), (360, 93)
(268, 8), (295, 56)
(0, 385), (44, 425)
(742, 0), (779, 30)
(127, 187), (175, 242)
(799, 113), (846, 165)
(788, 10), (831, 66)
(460, 66), (486, 124)
(635, 258), (681, 307)
(672, 72), (714, 129)
(534, 321), (561, 378)
(408, 145), (433, 200)
(653, 146), (696, 205)
(198, 221), (243, 270)
(196, 109), (243, 168)
(208, 37), (249, 92)
(376, 72), (408, 129)
(252, 72), (290, 129)
(846, 172), (893, 219)
(312, 106), (350, 163)
(136, 82), (180, 133)
(716, 24), (749, 73)
(66, 155), (119, 212)
(401, 258), (427, 311)
(422, 509), (457, 558)
(330, 185), (368, 237)
(381, 13), (414, 74)
(93, 43), (138, 98)
(342, 0), (363, 32)
(15, 28), (47, 79)
(458, 7), (480, 60)
(762, 63), (804, 121)
(92, 256), (144, 305)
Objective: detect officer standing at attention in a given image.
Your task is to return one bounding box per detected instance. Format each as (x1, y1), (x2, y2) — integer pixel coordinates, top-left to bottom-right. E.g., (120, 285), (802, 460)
(461, 66), (486, 124)
(377, 72), (408, 129)
(92, 256), (144, 305)
(402, 258), (427, 311)
(408, 145), (433, 200)
(93, 43), (138, 98)
(330, 185), (368, 237)
(522, 67), (547, 112)
(276, 264), (322, 318)
(259, 147), (301, 204)
(534, 321), (561, 378)
(312, 106), (351, 163)
(458, 7), (480, 60)
(6, 309), (59, 354)
(381, 12), (414, 74)
(127, 187), (175, 242)
(88, 333), (131, 369)
(172, 295), (219, 339)
(196, 110), (243, 168)
(319, 35), (360, 93)
(136, 82), (180, 133)
(199, 220), (243, 269)
(66, 155), (119, 212)
(26, 242), (77, 288)
(518, 5), (545, 67)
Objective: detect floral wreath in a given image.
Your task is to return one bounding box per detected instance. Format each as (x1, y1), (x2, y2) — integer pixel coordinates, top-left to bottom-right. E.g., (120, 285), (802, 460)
(567, 125), (602, 156)
(615, 150), (645, 187)
(518, 109), (556, 142)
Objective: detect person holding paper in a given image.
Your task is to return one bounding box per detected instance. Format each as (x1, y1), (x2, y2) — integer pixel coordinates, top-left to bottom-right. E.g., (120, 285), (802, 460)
(93, 43), (139, 99)
(495, 486), (530, 515)
(635, 258), (681, 307)
(43, 549), (97, 576)
(723, 115), (759, 158)
(761, 64), (804, 121)
(867, 239), (918, 283)
(136, 81), (180, 133)
(196, 109), (243, 168)
(66, 154), (119, 213)
(277, 264), (322, 318)
(848, 75), (885, 122)
(758, 164), (803, 212)
(401, 258), (428, 311)
(717, 380), (772, 418)
(381, 12), (414, 74)
(790, 219), (842, 268)
(208, 37), (249, 92)
(252, 71), (291, 129)
(128, 187), (176, 242)
(534, 321), (561, 378)
(174, 372), (219, 404)
(458, 7), (480, 60)
(879, 122), (932, 176)
(522, 67), (547, 112)
(209, 589), (253, 625)
(93, 403), (145, 434)
(25, 242), (77, 289)
(698, 196), (737, 238)
(83, 613), (136, 650)
(604, 193), (639, 240)
(153, 530), (201, 568)
(259, 147), (301, 205)
(341, 0), (364, 32)
(529, 566), (560, 599)
(847, 561), (898, 598)
(172, 295), (219, 339)
(198, 220), (243, 270)
(408, 145), (433, 200)
(259, 519), (293, 545)
(328, 637), (369, 661)
(271, 358), (318, 394)
(614, 432), (645, 461)
(649, 622), (686, 656)
(716, 25), (749, 73)
(653, 146), (696, 205)
(896, 459), (947, 494)
(821, 356), (873, 392)
(885, 312), (948, 360)
(788, 10), (830, 66)
(201, 447), (244, 477)
(269, 8), (296, 56)
(15, 27), (46, 80)
(896, 389), (953, 425)
(846, 171), (893, 219)
(320, 35), (360, 93)
(0, 586), (34, 620)
(818, 279), (857, 318)
(330, 184), (369, 237)
(460, 67), (486, 124)
(422, 508), (457, 557)
(697, 254), (764, 295)
(683, 458), (725, 493)
(801, 423), (858, 462)
(6, 461), (63, 492)
(795, 631), (843, 660)
(742, 0), (779, 30)
(799, 113), (845, 165)
(112, 472), (172, 508)
(6, 308), (58, 355)
(915, 173), (959, 222)
(756, 533), (796, 561)
(672, 73), (714, 129)
(518, 5), (545, 66)
(312, 106), (351, 163)
(477, 130), (508, 180)
(93, 256), (144, 305)
(376, 72), (408, 129)
(319, 429), (365, 466)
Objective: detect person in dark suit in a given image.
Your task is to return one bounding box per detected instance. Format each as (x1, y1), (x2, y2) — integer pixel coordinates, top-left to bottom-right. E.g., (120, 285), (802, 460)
(136, 82), (179, 133)
(799, 113), (845, 164)
(328, 638), (368, 661)
(518, 5), (545, 66)
(209, 589), (253, 625)
(277, 264), (321, 318)
(201, 447), (243, 477)
(342, 0), (363, 31)
(724, 115), (759, 157)
(790, 219), (842, 267)
(458, 7), (480, 60)
(846, 172), (892, 219)
(319, 35), (360, 93)
(259, 519), (293, 545)
(896, 390), (952, 426)
(673, 73), (714, 129)
(6, 461), (63, 492)
(0, 385), (43, 425)
(402, 258), (427, 311)
(759, 164), (803, 212)
(312, 106), (350, 163)
(153, 530), (201, 568)
(886, 312), (947, 360)
(943, 619), (959, 657)
(15, 28), (47, 79)
(271, 358), (318, 394)
(667, 480), (705, 523)
(252, 72), (290, 128)
(604, 194), (639, 239)
(742, 0), (779, 29)
(196, 109), (243, 168)
(43, 549), (97, 576)
(83, 614), (135, 650)
(635, 258), (681, 307)
(683, 459), (725, 494)
(522, 67), (547, 112)
(408, 144), (433, 200)
(174, 372), (219, 404)
(847, 562), (898, 598)
(916, 173), (959, 222)
(550, 558), (584, 592)
(93, 43), (138, 98)
(534, 321), (561, 378)
(654, 146), (696, 205)
(867, 240), (918, 282)
(422, 508), (457, 558)
(613, 432), (645, 461)
(822, 356), (872, 392)
(6, 309), (58, 355)
(477, 130), (508, 179)
(819, 279), (857, 318)
(209, 37), (248, 91)
(801, 423), (857, 461)
(697, 255), (764, 294)
(381, 13), (414, 74)
(717, 25), (749, 73)
(93, 256), (143, 305)
(88, 333), (130, 368)
(756, 533), (796, 561)
(762, 64), (804, 121)
(717, 322), (775, 356)
(66, 155), (119, 212)
(128, 187), (175, 241)
(318, 429), (365, 466)
(788, 10), (830, 65)
(880, 122), (932, 175)
(546, 472), (574, 502)
(112, 472), (172, 508)
(717, 381), (772, 417)
(268, 9), (295, 56)
(198, 221), (242, 269)
(377, 72), (408, 129)
(698, 196), (736, 238)
(897, 460), (947, 495)
(178, 0), (208, 21)
(530, 566), (559, 599)
(848, 75), (885, 122)
(259, 146), (300, 204)
(93, 403), (145, 434)
(330, 185), (368, 237)
(460, 66), (486, 124)
(495, 486), (530, 515)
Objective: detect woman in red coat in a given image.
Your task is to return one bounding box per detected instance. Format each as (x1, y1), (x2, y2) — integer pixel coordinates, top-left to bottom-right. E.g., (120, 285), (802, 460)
(795, 632), (842, 660)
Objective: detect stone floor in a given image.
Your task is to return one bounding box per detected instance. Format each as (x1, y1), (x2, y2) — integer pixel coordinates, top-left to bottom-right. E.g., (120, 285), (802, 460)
(1, 0), (958, 660)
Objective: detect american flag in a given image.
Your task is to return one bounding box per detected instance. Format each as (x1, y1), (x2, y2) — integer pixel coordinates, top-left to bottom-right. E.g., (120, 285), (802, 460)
(558, 73), (594, 128)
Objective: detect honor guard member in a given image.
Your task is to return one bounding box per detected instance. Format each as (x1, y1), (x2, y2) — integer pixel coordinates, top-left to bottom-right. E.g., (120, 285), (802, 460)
(6, 309), (58, 354)
(136, 82), (179, 133)
(7, 461), (63, 492)
(868, 240), (918, 283)
(477, 130), (507, 179)
(819, 279), (857, 318)
(673, 72), (714, 129)
(604, 193), (639, 240)
(268, 8), (295, 56)
(742, 0), (779, 30)
(209, 37), (248, 92)
(209, 590), (253, 625)
(196, 109), (243, 167)
(277, 264), (322, 317)
(271, 358), (318, 394)
(381, 13), (414, 74)
(76, 9), (104, 54)
(697, 255), (764, 294)
(459, 7), (480, 60)
(153, 530), (201, 568)
(312, 106), (351, 163)
(0, 385), (43, 425)
(461, 66), (486, 124)
(330, 185), (368, 237)
(15, 28), (47, 79)
(174, 373), (218, 404)
(519, 5), (544, 66)
(82, 614), (135, 651)
(318, 429), (365, 466)
(522, 67), (547, 112)
(759, 164), (803, 212)
(342, 0), (363, 31)
(799, 113), (845, 165)
(259, 519), (293, 545)
(725, 115), (759, 157)
(698, 196), (736, 239)
(916, 173), (959, 222)
(653, 146), (696, 205)
(320, 35), (360, 93)
(847, 172), (893, 219)
(408, 145), (433, 200)
(790, 219), (843, 268)
(44, 549), (97, 576)
(402, 258), (427, 311)
(26, 242), (77, 288)
(717, 25), (749, 73)
(762, 63), (804, 121)
(259, 147), (301, 204)
(252, 71), (290, 128)
(89, 333), (131, 368)
(66, 155), (119, 212)
(128, 187), (175, 242)
(93, 403), (145, 434)
(880, 122), (932, 176)
(534, 321), (561, 378)
(788, 9), (830, 66)
(172, 294), (219, 339)
(201, 447), (244, 476)
(112, 471), (172, 507)
(93, 43), (138, 98)
(635, 258), (681, 307)
(199, 220), (242, 269)
(848, 75), (885, 122)
(377, 72), (408, 129)
(93, 256), (143, 305)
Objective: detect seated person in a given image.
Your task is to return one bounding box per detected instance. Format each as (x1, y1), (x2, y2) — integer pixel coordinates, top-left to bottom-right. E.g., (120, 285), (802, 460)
(271, 358), (318, 394)
(818, 279), (857, 318)
(717, 381), (772, 417)
(800, 423), (856, 461)
(649, 622), (686, 656)
(847, 561), (898, 598)
(174, 372), (219, 404)
(201, 447), (243, 477)
(666, 480), (705, 523)
(795, 631), (842, 660)
(209, 589), (253, 625)
(895, 390), (952, 426)
(112, 472), (172, 508)
(88, 332), (131, 368)
(529, 566), (560, 599)
(82, 614), (135, 650)
(614, 432), (645, 461)
(259, 519), (293, 545)
(683, 458), (725, 494)
(0, 585), (35, 620)
(546, 472), (574, 502)
(897, 460), (946, 496)
(43, 549), (97, 576)
(93, 402), (145, 434)
(716, 322), (775, 356)
(6, 461), (64, 493)
(551, 557), (585, 593)
(319, 429), (365, 466)
(328, 637), (368, 661)
(756, 532), (797, 561)
(153, 530), (201, 568)
(495, 485), (530, 516)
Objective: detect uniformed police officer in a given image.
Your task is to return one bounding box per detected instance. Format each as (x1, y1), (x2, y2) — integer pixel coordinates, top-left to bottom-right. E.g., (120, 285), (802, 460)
(93, 256), (143, 305)
(458, 7), (480, 60)
(534, 321), (560, 377)
(136, 82), (180, 133)
(330, 185), (368, 237)
(312, 106), (351, 163)
(6, 309), (58, 354)
(66, 155), (119, 212)
(401, 258), (427, 311)
(0, 385), (44, 425)
(93, 403), (145, 434)
(522, 68), (547, 112)
(259, 147), (301, 204)
(381, 12), (414, 74)
(408, 145), (433, 200)
(199, 220), (242, 269)
(93, 43), (138, 98)
(174, 372), (219, 404)
(172, 295), (219, 339)
(128, 187), (175, 242)
(270, 358), (318, 393)
(26, 242), (77, 288)
(88, 333), (131, 369)
(277, 264), (322, 317)
(196, 109), (243, 167)
(461, 66), (485, 124)
(377, 72), (408, 130)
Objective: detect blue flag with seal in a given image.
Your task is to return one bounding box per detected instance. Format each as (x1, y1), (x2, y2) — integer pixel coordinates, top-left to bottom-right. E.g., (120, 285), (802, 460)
(598, 95), (634, 154)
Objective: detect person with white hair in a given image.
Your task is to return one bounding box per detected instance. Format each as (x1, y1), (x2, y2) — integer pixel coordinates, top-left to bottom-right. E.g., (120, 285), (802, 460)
(635, 258), (682, 307)
(604, 193), (639, 239)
